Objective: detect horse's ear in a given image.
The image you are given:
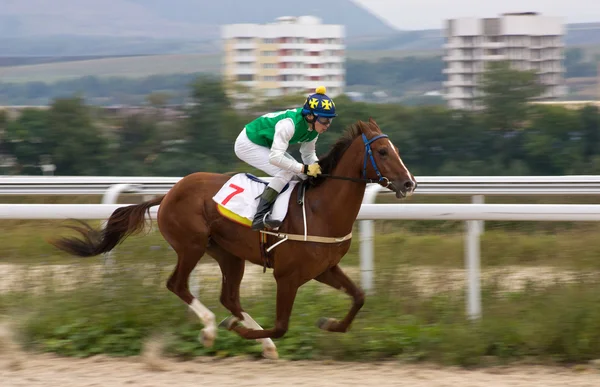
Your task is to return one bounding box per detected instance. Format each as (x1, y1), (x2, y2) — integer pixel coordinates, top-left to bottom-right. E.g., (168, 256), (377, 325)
(366, 117), (380, 133)
(356, 120), (366, 133)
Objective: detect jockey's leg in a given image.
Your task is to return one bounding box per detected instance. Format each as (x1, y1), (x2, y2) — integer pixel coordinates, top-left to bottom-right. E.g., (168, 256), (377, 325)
(251, 169), (294, 230)
(234, 128), (282, 176)
(235, 129), (297, 230)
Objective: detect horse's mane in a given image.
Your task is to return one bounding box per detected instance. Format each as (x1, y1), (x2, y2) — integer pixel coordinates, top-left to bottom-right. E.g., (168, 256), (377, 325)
(307, 121), (366, 188)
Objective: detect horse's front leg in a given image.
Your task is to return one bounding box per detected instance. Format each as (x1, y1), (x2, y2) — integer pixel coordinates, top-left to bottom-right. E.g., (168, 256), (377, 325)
(220, 278), (299, 340)
(313, 264), (365, 333)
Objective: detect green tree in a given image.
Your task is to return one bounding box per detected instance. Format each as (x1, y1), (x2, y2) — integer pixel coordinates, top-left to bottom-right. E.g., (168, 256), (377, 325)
(0, 109), (7, 130)
(182, 76), (234, 171)
(522, 105), (583, 174)
(47, 97), (110, 175)
(478, 61), (545, 132)
(4, 108), (50, 174)
(111, 114), (162, 175)
(579, 105), (600, 160)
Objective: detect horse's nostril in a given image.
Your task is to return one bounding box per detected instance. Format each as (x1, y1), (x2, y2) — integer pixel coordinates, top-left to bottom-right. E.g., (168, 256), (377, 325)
(404, 180), (414, 190)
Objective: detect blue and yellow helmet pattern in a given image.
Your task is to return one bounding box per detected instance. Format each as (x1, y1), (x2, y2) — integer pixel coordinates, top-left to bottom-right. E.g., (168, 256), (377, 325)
(302, 86), (337, 118)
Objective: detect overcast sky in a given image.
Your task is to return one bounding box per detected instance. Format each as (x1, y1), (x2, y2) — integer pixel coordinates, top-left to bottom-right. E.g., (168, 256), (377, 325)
(353, 0), (600, 30)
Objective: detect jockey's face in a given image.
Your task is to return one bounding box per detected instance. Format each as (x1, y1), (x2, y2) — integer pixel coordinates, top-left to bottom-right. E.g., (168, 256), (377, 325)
(310, 115), (332, 134)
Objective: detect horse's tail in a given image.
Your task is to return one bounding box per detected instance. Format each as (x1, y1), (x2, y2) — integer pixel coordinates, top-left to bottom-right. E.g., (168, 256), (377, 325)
(49, 195), (165, 257)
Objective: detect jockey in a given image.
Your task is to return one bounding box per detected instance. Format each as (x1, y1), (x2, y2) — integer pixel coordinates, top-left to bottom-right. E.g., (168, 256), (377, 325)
(234, 85), (337, 230)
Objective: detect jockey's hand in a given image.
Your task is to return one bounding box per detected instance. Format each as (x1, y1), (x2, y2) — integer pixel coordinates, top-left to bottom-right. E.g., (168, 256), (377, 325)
(304, 163), (322, 177)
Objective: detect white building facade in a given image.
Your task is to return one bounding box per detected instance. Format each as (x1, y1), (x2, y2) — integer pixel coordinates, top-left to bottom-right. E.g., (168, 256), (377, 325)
(221, 16), (345, 99)
(443, 12), (566, 110)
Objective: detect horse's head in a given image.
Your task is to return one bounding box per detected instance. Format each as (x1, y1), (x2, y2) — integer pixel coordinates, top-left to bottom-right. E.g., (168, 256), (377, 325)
(357, 118), (417, 198)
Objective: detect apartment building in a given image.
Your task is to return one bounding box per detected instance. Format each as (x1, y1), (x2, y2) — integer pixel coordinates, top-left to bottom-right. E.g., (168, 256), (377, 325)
(443, 12), (566, 110)
(221, 16), (345, 99)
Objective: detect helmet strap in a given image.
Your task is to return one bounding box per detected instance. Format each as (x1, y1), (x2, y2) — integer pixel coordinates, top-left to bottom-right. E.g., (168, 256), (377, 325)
(304, 112), (317, 131)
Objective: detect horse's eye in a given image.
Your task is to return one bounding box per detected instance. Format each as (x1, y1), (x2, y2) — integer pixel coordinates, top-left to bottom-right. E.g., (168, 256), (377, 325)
(378, 148), (387, 156)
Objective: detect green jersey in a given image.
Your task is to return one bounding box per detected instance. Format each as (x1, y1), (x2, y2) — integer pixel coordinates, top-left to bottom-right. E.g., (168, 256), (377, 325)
(244, 108), (317, 148)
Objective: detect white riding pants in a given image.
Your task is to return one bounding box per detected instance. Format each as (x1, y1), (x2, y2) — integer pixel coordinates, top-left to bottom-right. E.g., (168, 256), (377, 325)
(234, 128), (298, 193)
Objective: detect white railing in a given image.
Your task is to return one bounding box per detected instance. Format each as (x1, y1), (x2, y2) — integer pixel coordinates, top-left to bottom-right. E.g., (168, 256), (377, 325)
(1, 201), (600, 321)
(4, 175), (600, 196)
(3, 175), (600, 319)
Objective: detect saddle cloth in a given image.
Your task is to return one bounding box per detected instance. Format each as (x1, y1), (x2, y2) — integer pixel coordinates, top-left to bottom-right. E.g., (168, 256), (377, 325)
(212, 173), (298, 227)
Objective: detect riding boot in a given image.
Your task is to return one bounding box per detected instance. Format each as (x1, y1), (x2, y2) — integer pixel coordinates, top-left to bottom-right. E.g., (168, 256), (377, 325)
(251, 187), (282, 230)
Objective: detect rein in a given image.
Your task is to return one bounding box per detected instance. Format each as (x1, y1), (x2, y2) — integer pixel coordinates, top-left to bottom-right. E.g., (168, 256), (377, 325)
(319, 173), (387, 185)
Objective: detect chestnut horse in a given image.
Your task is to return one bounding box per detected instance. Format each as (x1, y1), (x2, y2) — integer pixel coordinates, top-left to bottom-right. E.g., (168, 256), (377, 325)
(50, 118), (416, 360)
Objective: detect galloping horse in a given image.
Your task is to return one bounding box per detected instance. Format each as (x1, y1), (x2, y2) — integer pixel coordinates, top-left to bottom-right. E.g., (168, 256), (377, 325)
(50, 118), (416, 360)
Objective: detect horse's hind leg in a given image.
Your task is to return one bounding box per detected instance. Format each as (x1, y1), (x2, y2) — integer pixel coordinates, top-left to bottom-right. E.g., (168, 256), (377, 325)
(208, 244), (278, 360)
(166, 243), (217, 347)
(221, 275), (300, 341)
(313, 264), (365, 333)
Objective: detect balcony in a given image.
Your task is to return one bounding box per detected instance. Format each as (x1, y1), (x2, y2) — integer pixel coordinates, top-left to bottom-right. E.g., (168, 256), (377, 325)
(444, 79), (476, 87)
(233, 55), (256, 63)
(443, 67), (476, 74)
(233, 42), (257, 50)
(481, 54), (505, 61)
(482, 42), (505, 49)
(444, 92), (472, 100)
(443, 54), (477, 62)
(233, 67), (256, 75)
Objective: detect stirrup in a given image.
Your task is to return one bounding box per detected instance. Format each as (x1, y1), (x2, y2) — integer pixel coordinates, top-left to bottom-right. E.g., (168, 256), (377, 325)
(262, 213), (282, 229)
(252, 213), (281, 230)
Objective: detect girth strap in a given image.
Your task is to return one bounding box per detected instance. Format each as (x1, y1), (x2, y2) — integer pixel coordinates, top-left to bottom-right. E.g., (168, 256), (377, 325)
(260, 230), (352, 253)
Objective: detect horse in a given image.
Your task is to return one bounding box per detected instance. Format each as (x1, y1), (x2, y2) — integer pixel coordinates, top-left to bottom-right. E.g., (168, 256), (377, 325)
(49, 117), (416, 360)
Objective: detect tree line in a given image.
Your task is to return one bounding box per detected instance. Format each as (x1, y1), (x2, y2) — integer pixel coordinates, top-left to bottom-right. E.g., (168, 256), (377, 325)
(1, 63), (599, 177)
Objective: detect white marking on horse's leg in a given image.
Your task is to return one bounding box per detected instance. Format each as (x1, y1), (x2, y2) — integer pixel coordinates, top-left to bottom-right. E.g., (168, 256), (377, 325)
(241, 312), (278, 359)
(189, 298), (216, 347)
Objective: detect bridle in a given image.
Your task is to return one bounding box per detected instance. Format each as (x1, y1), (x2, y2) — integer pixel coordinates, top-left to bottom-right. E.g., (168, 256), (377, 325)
(320, 133), (391, 188)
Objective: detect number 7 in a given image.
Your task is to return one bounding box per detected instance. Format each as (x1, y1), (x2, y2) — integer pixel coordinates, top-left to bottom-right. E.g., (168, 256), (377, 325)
(221, 184), (244, 205)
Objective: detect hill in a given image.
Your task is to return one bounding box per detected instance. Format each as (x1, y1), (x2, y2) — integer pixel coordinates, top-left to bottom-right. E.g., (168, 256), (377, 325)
(2, 1), (600, 56)
(0, 0), (396, 41)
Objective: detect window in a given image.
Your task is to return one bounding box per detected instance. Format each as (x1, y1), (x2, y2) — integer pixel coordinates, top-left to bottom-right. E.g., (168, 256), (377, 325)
(236, 49), (253, 55)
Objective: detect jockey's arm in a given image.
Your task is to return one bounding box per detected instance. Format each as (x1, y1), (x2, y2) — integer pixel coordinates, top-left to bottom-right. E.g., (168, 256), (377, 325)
(299, 137), (319, 165)
(269, 118), (305, 174)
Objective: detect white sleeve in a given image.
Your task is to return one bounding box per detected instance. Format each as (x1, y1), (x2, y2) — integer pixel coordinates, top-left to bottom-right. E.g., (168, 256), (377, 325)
(268, 118), (305, 174)
(299, 136), (319, 165)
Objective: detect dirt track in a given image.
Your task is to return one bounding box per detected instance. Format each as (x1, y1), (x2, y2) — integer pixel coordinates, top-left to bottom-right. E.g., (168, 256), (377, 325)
(2, 264), (600, 386)
(0, 262), (589, 296)
(2, 352), (600, 387)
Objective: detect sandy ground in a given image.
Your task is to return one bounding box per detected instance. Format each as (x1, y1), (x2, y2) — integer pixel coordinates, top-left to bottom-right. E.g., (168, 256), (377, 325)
(1, 322), (600, 387)
(3, 264), (600, 386)
(0, 262), (592, 296)
(2, 352), (600, 387)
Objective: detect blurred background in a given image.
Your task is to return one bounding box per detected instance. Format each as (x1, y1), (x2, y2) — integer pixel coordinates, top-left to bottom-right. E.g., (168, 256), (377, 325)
(2, 0), (600, 376)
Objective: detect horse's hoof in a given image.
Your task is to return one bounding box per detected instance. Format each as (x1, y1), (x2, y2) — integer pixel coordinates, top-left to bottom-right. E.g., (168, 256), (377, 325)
(262, 346), (279, 360)
(219, 316), (239, 330)
(200, 327), (215, 348)
(316, 317), (336, 331)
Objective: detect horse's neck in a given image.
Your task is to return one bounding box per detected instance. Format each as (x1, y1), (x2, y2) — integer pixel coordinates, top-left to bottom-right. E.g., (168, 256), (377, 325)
(305, 149), (366, 236)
